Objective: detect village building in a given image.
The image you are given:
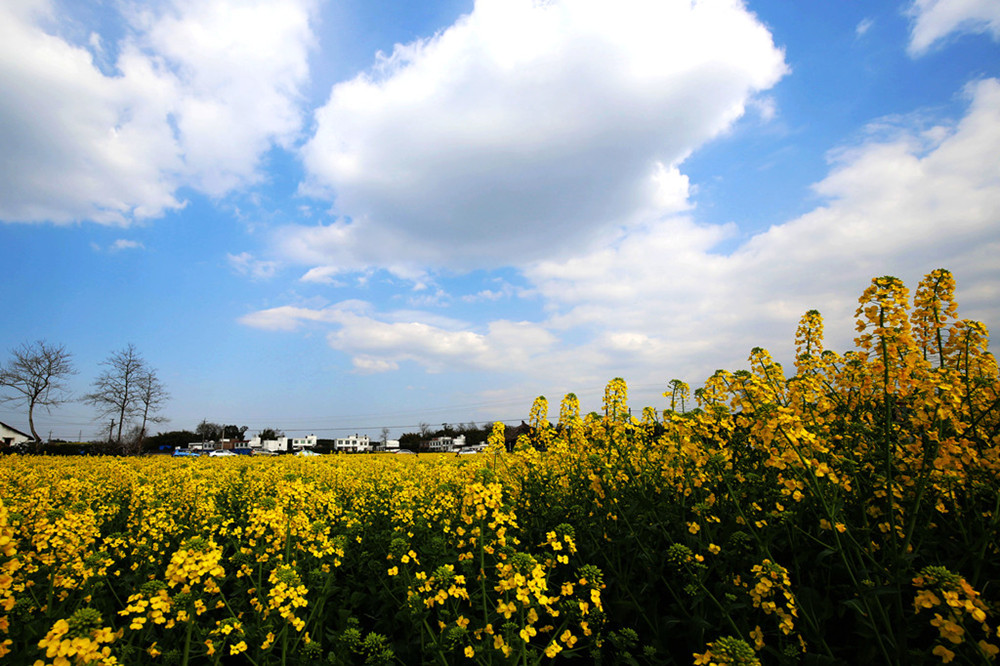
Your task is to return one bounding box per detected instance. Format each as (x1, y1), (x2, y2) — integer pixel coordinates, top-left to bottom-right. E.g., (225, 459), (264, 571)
(288, 435), (317, 451)
(0, 421), (31, 448)
(334, 434), (372, 453)
(246, 434), (316, 453)
(425, 434), (466, 452)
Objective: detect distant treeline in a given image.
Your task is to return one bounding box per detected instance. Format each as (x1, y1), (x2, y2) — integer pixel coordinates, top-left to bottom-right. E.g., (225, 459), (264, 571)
(9, 421), (525, 456)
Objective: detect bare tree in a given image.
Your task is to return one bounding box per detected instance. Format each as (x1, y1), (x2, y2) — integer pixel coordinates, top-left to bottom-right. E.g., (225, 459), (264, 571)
(380, 426), (391, 449)
(121, 424), (147, 455)
(0, 340), (76, 443)
(134, 368), (169, 452)
(85, 344), (148, 447)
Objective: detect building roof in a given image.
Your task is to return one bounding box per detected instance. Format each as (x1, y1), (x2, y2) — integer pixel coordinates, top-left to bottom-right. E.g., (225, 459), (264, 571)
(0, 421), (31, 438)
(504, 421), (531, 444)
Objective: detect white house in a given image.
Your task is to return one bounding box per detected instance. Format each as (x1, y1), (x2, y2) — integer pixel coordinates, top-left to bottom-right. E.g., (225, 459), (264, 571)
(248, 435), (287, 453)
(288, 435), (317, 451)
(426, 434), (466, 452)
(189, 440), (216, 451)
(0, 421), (31, 448)
(245, 433), (317, 453)
(335, 434), (372, 453)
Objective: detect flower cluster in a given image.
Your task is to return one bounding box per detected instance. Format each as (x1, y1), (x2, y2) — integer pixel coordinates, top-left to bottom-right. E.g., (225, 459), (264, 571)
(693, 636), (761, 666)
(540, 523), (577, 566)
(266, 565), (308, 632)
(0, 501), (17, 659)
(745, 559), (798, 637)
(34, 608), (118, 666)
(117, 582), (173, 630)
(164, 537), (225, 594)
(913, 565), (998, 663)
(415, 564), (469, 609)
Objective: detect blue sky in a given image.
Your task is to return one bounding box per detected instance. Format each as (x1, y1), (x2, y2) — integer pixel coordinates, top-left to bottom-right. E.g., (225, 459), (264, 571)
(2, 0), (999, 440)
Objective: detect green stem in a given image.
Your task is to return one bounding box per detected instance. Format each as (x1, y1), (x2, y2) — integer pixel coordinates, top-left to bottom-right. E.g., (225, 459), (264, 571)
(421, 617), (449, 666)
(479, 517), (489, 631)
(972, 492), (1000, 587)
(46, 569), (55, 616)
(181, 619), (193, 666)
(725, 377), (896, 663)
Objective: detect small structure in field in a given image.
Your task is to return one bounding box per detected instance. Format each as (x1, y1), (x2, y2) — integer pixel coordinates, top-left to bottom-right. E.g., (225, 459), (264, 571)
(0, 421), (31, 448)
(426, 434), (466, 453)
(335, 434), (372, 453)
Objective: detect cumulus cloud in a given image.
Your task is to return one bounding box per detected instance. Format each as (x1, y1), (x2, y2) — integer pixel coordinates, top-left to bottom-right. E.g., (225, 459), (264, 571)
(245, 78), (1000, 406)
(240, 301), (557, 374)
(132, 0), (315, 195)
(526, 78), (1000, 389)
(907, 0), (1000, 55)
(291, 0), (786, 273)
(0, 0), (315, 225)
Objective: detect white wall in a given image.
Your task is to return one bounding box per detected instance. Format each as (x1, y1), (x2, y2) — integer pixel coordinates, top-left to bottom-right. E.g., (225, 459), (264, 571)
(335, 434), (371, 452)
(0, 422), (31, 447)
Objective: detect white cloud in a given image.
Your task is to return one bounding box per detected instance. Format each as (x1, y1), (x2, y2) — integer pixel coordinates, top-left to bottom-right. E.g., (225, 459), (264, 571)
(245, 78), (1000, 408)
(749, 95), (778, 123)
(241, 301), (557, 374)
(110, 239), (145, 252)
(292, 0), (786, 270)
(90, 238), (145, 252)
(907, 0), (1000, 55)
(227, 251), (279, 280)
(352, 357), (400, 373)
(462, 280), (519, 303)
(406, 289), (451, 308)
(300, 266), (346, 286)
(855, 17), (874, 38)
(238, 304), (340, 332)
(525, 78), (1000, 390)
(132, 0), (315, 195)
(0, 0), (316, 224)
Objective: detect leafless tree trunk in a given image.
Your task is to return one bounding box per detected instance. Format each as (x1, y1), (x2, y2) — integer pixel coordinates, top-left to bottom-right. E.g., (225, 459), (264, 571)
(85, 344), (152, 450)
(0, 340), (76, 444)
(135, 368), (169, 453)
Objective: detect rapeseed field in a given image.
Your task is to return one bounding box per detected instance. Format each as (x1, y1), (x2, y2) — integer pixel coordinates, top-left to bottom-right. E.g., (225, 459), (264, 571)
(1, 270), (997, 665)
